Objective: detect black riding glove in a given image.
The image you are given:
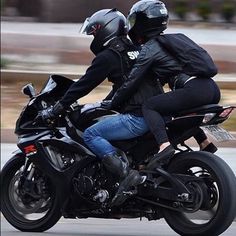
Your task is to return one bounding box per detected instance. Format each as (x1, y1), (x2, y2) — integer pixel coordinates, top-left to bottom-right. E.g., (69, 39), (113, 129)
(35, 101), (65, 124)
(101, 100), (112, 110)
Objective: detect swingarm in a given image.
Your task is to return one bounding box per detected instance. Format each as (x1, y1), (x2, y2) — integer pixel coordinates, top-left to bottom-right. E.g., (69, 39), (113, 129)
(137, 168), (204, 210)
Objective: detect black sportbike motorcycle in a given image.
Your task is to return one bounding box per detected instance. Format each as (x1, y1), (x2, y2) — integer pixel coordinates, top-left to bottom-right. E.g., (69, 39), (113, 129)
(1, 75), (236, 236)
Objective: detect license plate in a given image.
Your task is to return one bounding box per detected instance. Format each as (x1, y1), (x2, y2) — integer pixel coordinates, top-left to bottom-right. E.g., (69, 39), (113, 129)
(201, 125), (236, 142)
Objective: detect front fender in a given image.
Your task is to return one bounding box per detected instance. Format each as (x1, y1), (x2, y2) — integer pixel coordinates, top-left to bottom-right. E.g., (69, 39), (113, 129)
(2, 150), (25, 170)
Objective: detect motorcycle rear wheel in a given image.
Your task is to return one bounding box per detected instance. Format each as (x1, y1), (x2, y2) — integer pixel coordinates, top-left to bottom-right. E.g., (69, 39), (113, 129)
(163, 151), (236, 236)
(1, 153), (62, 232)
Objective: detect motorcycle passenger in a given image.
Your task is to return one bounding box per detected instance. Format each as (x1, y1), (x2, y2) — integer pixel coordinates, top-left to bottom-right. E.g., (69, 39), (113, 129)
(109, 0), (221, 169)
(37, 9), (162, 206)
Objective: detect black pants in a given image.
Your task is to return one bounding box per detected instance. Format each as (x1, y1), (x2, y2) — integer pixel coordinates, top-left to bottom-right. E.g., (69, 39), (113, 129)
(142, 78), (221, 145)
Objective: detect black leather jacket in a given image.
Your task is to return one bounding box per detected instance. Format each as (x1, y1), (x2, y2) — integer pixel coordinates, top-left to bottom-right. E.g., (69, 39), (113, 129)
(111, 39), (182, 110)
(59, 36), (138, 108)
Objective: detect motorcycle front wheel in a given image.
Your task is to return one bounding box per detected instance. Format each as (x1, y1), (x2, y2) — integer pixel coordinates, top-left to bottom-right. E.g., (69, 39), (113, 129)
(1, 153), (62, 232)
(163, 151), (236, 236)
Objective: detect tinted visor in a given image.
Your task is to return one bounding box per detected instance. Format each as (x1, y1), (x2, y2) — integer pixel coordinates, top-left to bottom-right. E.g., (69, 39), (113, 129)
(79, 18), (90, 34)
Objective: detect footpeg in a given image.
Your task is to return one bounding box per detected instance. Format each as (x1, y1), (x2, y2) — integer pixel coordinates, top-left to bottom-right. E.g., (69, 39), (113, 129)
(123, 189), (137, 196)
(93, 190), (109, 203)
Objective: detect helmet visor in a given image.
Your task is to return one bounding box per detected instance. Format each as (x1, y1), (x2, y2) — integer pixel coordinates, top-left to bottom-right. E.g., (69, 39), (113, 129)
(79, 18), (90, 34)
(146, 5), (168, 18)
(127, 13), (136, 30)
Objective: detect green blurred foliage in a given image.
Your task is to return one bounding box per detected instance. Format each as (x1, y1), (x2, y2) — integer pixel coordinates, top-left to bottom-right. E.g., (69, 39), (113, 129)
(197, 0), (212, 21)
(1, 0), (4, 10)
(174, 0), (188, 20)
(1, 58), (9, 69)
(221, 1), (236, 23)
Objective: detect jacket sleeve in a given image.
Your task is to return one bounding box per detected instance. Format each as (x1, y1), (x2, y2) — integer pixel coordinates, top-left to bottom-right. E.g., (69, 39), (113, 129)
(59, 53), (111, 107)
(111, 45), (154, 108)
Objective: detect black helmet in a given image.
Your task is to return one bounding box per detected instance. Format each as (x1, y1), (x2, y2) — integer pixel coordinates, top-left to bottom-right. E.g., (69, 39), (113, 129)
(127, 0), (169, 44)
(80, 9), (128, 55)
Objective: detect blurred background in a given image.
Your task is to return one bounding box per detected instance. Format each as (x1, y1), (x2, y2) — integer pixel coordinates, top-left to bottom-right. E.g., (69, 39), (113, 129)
(1, 0), (236, 141)
(2, 0), (236, 23)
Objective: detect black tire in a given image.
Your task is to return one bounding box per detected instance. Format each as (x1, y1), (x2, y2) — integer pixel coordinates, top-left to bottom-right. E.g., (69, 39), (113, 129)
(1, 154), (62, 232)
(163, 151), (236, 236)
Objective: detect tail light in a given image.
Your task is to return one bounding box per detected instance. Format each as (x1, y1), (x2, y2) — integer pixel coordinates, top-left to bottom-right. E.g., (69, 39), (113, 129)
(219, 107), (235, 118)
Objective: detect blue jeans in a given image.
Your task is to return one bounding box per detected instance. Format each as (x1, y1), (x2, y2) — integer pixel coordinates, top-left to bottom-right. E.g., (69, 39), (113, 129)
(83, 114), (149, 158)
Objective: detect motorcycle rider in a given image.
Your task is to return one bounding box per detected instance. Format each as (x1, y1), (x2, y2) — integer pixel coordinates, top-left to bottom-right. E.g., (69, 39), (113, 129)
(36, 9), (163, 206)
(108, 0), (221, 169)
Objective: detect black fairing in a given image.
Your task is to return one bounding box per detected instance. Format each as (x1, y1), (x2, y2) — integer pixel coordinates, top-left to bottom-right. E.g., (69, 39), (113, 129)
(15, 75), (74, 135)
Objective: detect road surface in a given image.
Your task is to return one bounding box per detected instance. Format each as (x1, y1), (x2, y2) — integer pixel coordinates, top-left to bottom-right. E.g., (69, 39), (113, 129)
(1, 216), (236, 236)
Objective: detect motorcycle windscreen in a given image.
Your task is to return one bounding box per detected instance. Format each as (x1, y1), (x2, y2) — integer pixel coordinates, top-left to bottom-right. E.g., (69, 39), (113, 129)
(40, 75), (74, 97)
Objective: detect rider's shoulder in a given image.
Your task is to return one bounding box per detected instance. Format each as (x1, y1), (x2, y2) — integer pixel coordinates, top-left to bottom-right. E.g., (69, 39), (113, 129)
(144, 38), (162, 49)
(139, 39), (162, 58)
(94, 49), (118, 63)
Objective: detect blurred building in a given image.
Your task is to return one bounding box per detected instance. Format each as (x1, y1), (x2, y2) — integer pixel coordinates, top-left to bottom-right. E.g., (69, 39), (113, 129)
(2, 0), (138, 22)
(2, 0), (236, 22)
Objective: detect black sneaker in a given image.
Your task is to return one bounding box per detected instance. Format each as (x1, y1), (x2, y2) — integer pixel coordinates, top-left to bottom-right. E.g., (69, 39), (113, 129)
(111, 170), (145, 206)
(146, 145), (175, 170)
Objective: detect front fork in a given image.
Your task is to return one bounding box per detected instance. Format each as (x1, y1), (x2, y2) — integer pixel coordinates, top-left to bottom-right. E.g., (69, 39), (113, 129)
(19, 157), (44, 200)
(26, 165), (35, 180)
(22, 157), (35, 180)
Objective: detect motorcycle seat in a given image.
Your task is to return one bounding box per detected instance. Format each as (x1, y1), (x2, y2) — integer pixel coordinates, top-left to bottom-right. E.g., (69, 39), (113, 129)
(177, 104), (222, 116)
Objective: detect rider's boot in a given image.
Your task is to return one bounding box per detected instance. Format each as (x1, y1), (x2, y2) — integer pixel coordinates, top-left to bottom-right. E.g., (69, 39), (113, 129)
(146, 145), (175, 170)
(102, 152), (144, 206)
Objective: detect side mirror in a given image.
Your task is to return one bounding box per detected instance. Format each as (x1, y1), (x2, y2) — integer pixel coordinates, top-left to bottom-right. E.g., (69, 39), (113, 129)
(22, 83), (36, 98)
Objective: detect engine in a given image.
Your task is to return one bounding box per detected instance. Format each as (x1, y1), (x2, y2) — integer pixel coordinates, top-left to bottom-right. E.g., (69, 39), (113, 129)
(72, 162), (117, 204)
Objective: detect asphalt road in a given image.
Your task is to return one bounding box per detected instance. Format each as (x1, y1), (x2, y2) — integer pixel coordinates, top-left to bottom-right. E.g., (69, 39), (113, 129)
(1, 216), (236, 236)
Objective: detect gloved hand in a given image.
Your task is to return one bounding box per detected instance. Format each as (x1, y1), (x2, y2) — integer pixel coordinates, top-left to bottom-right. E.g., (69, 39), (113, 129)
(101, 100), (112, 110)
(34, 101), (64, 124)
